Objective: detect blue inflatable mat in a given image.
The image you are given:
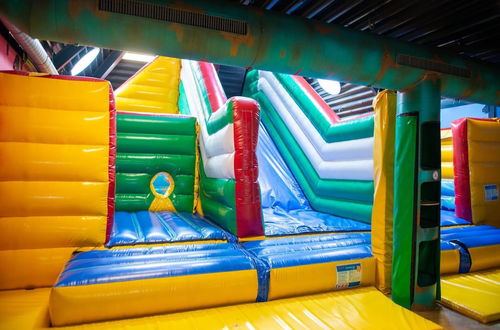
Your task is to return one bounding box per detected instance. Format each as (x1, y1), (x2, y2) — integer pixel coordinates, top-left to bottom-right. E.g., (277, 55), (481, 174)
(57, 243), (256, 287)
(440, 210), (470, 226)
(441, 179), (455, 197)
(263, 208), (371, 236)
(441, 180), (456, 211)
(107, 211), (236, 247)
(441, 225), (500, 248)
(243, 233), (372, 268)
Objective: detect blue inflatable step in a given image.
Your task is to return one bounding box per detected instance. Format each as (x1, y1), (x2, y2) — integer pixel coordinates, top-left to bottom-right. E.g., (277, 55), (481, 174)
(242, 233), (374, 301)
(107, 211), (236, 247)
(441, 225), (500, 248)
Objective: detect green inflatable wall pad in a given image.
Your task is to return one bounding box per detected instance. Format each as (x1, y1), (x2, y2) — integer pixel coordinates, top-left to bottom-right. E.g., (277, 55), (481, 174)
(115, 113), (197, 212)
(198, 158), (238, 235)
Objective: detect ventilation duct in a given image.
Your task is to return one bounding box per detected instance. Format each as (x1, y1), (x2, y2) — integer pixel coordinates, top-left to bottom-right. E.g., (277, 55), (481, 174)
(0, 17), (57, 74)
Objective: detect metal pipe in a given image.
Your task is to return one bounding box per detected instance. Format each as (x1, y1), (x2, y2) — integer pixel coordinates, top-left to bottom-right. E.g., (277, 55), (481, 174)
(0, 17), (57, 74)
(0, 0), (498, 104)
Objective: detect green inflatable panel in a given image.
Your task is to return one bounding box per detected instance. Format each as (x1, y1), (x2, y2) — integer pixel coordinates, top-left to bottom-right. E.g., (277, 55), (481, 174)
(115, 113), (197, 212)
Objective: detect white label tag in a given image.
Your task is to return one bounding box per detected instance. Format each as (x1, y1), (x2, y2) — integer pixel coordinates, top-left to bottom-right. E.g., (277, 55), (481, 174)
(484, 184), (499, 202)
(336, 263), (362, 289)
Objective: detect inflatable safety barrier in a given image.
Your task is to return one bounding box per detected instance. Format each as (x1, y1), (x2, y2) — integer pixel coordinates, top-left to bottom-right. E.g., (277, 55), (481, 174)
(49, 243), (260, 326)
(115, 57), (181, 114)
(180, 60), (263, 237)
(0, 71), (115, 290)
(244, 70), (374, 223)
(452, 118), (500, 226)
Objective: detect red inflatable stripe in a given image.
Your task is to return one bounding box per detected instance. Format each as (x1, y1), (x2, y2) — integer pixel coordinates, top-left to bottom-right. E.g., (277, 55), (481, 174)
(106, 84), (117, 243)
(232, 97), (264, 237)
(292, 75), (340, 123)
(452, 117), (472, 221)
(198, 61), (227, 112)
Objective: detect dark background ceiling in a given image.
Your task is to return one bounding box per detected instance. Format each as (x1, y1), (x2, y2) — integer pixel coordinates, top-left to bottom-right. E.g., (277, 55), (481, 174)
(237, 0), (500, 64)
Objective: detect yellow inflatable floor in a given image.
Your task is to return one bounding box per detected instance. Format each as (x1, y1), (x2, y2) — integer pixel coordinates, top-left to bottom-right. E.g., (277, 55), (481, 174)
(440, 268), (500, 323)
(0, 286), (440, 330)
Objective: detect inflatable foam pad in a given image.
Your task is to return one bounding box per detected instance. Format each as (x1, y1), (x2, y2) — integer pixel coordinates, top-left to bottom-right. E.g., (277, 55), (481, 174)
(243, 233), (374, 301)
(107, 211), (235, 246)
(49, 243), (260, 326)
(441, 268), (500, 323)
(2, 287), (441, 329)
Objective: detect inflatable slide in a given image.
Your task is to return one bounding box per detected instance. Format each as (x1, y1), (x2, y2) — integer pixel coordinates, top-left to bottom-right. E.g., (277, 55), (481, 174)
(0, 56), (495, 328)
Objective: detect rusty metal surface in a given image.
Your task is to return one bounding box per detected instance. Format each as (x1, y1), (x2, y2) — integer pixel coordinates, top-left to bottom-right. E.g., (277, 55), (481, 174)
(240, 0), (500, 64)
(0, 0), (499, 104)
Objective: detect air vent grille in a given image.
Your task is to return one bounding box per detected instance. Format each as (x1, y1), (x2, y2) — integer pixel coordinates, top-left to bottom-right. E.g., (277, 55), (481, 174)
(98, 0), (247, 35)
(397, 54), (471, 78)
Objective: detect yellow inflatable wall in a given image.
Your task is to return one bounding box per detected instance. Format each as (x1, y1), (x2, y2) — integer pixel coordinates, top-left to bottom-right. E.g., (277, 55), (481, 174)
(466, 119), (500, 226)
(371, 90), (396, 294)
(115, 57), (181, 114)
(441, 128), (454, 180)
(0, 72), (114, 289)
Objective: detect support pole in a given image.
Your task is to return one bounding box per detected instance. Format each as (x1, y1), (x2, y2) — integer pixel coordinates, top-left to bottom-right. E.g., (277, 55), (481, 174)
(392, 77), (441, 309)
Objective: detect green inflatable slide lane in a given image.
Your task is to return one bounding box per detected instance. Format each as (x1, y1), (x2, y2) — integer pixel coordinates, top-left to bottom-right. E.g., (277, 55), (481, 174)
(244, 70), (374, 223)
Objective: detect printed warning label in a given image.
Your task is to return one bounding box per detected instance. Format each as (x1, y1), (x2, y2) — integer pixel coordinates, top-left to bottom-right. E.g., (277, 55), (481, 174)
(336, 263), (362, 289)
(484, 184), (499, 202)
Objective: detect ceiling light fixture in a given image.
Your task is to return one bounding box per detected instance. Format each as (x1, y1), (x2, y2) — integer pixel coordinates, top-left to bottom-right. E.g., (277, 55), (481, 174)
(317, 79), (341, 95)
(122, 52), (155, 62)
(71, 48), (100, 76)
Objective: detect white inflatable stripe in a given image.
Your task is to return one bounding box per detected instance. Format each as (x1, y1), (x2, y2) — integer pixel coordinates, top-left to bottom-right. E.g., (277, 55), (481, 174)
(258, 77), (373, 180)
(181, 59), (235, 179)
(204, 123), (234, 158)
(259, 71), (373, 161)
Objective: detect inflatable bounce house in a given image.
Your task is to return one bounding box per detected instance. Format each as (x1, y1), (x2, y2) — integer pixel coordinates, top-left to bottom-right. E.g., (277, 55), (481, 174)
(0, 1), (499, 329)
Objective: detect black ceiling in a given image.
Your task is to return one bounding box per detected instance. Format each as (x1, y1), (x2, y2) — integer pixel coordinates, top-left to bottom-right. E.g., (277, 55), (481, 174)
(237, 0), (500, 64)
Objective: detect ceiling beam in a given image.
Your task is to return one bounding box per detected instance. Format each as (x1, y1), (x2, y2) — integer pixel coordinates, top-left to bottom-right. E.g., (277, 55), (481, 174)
(53, 44), (85, 71)
(1, 0), (499, 104)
